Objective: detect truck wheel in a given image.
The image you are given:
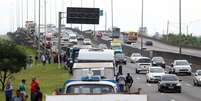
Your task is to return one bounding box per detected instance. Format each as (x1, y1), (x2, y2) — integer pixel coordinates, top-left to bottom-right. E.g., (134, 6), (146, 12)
(136, 69), (139, 74)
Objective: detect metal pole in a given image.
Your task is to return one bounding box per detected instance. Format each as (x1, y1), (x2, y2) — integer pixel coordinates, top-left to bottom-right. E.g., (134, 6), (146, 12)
(81, 0), (83, 31)
(105, 11), (107, 31)
(186, 25), (189, 35)
(26, 0), (28, 21)
(111, 0), (113, 34)
(70, 0), (72, 28)
(58, 12), (62, 69)
(44, 0), (47, 53)
(34, 0), (36, 47)
(93, 0), (95, 36)
(166, 20), (169, 41)
(21, 0), (23, 27)
(38, 0), (41, 54)
(179, 0), (182, 55)
(140, 0), (144, 53)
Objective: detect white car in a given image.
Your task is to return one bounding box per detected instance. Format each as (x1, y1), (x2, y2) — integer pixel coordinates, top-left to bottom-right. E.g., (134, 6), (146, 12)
(170, 60), (192, 75)
(83, 38), (92, 45)
(193, 69), (201, 86)
(69, 38), (78, 44)
(130, 53), (142, 63)
(135, 57), (151, 74)
(146, 66), (165, 83)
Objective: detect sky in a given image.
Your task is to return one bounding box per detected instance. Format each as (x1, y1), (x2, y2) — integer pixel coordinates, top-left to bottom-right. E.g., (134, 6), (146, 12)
(0, 0), (201, 36)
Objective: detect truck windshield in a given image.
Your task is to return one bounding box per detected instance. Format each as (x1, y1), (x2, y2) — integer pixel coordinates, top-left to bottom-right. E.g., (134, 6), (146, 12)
(66, 84), (114, 94)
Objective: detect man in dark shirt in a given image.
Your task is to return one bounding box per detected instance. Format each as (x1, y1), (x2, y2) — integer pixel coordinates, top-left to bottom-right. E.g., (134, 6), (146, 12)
(125, 73), (133, 93)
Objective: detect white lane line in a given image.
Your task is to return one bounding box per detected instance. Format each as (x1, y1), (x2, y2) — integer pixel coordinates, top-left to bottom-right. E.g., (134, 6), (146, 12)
(146, 83), (152, 87)
(170, 99), (176, 101)
(185, 83), (192, 87)
(136, 77), (141, 80)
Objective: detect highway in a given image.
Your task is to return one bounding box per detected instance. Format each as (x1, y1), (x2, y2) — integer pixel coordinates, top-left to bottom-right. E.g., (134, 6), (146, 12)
(101, 34), (201, 57)
(122, 60), (201, 101)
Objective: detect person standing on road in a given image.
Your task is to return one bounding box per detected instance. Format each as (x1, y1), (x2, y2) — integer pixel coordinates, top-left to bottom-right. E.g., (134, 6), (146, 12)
(125, 73), (133, 93)
(118, 65), (123, 75)
(41, 54), (46, 66)
(117, 74), (126, 93)
(5, 80), (13, 101)
(34, 55), (38, 65)
(30, 77), (39, 101)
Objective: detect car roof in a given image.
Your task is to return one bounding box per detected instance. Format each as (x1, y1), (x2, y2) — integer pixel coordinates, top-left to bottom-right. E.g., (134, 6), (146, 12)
(150, 66), (163, 69)
(136, 57), (150, 60)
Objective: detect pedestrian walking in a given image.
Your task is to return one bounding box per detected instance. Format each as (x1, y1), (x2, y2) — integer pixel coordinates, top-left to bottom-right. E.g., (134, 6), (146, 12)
(34, 55), (38, 65)
(35, 87), (42, 101)
(18, 79), (27, 100)
(26, 56), (33, 69)
(125, 73), (133, 93)
(117, 74), (126, 93)
(5, 80), (13, 101)
(41, 54), (46, 66)
(11, 90), (23, 101)
(118, 65), (123, 75)
(30, 77), (39, 101)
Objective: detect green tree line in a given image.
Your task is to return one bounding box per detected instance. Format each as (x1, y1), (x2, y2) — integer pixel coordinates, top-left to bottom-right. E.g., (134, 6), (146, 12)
(161, 33), (201, 49)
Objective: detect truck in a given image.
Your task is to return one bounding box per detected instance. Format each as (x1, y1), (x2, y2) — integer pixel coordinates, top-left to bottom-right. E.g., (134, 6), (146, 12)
(111, 39), (123, 54)
(112, 27), (120, 38)
(122, 31), (138, 44)
(72, 48), (115, 79)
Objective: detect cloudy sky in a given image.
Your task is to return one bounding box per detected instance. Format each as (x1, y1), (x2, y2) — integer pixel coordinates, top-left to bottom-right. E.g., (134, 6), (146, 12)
(0, 0), (201, 36)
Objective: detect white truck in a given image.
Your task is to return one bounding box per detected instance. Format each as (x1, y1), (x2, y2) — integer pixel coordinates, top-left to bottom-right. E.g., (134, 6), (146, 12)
(72, 48), (115, 79)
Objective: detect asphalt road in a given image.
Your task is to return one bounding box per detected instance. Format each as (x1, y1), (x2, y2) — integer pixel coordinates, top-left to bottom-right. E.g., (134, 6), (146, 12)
(121, 60), (201, 101)
(102, 34), (201, 57)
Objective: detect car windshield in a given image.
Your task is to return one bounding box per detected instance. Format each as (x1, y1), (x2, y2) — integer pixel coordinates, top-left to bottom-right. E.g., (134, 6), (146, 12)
(132, 53), (141, 57)
(175, 61), (189, 65)
(162, 75), (178, 81)
(197, 71), (201, 75)
(153, 57), (164, 63)
(115, 53), (124, 58)
(137, 58), (151, 63)
(112, 46), (121, 50)
(150, 68), (164, 73)
(66, 84), (114, 94)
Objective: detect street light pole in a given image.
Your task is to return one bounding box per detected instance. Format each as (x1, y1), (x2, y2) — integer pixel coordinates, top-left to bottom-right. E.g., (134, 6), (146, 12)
(179, 0), (182, 55)
(26, 0), (28, 21)
(44, 0), (47, 53)
(93, 0), (95, 36)
(111, 0), (113, 34)
(140, 0), (144, 54)
(58, 12), (63, 69)
(81, 0), (83, 31)
(38, 0), (41, 54)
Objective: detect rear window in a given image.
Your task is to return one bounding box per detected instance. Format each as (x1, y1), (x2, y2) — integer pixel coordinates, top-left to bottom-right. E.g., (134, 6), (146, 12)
(66, 84), (114, 94)
(137, 58), (151, 63)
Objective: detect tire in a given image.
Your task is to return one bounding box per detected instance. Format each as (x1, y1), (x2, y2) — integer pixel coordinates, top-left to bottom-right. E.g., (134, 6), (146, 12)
(178, 89), (181, 93)
(193, 80), (197, 86)
(136, 69), (139, 74)
(188, 72), (192, 76)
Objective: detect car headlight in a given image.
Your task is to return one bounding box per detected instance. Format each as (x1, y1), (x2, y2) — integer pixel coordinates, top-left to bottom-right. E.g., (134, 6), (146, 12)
(176, 83), (181, 86)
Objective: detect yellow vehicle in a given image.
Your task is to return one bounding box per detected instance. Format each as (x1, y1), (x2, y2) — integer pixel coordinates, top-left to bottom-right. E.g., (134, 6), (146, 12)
(123, 32), (138, 44)
(111, 39), (123, 54)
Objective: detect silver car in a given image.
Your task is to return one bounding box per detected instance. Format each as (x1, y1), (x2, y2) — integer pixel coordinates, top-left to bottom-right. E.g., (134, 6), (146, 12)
(193, 70), (201, 86)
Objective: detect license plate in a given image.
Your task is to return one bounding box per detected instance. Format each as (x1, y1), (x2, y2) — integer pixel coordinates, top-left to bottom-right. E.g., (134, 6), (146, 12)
(169, 86), (174, 89)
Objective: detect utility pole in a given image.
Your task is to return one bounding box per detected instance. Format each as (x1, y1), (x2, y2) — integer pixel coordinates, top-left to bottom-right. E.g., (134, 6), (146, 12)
(111, 0), (113, 36)
(58, 12), (63, 69)
(70, 0), (72, 28)
(93, 0), (96, 36)
(140, 0), (144, 54)
(166, 20), (169, 41)
(105, 11), (107, 31)
(21, 0), (23, 27)
(38, 0), (41, 54)
(179, 0), (182, 55)
(44, 0), (47, 53)
(186, 25), (189, 35)
(81, 0), (83, 31)
(26, 0), (28, 21)
(34, 0), (36, 47)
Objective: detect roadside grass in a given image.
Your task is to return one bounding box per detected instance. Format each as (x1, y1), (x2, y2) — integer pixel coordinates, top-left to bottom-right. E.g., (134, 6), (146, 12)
(0, 45), (71, 100)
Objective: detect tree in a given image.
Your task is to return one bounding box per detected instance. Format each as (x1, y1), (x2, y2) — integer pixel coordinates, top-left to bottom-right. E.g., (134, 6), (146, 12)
(0, 39), (26, 90)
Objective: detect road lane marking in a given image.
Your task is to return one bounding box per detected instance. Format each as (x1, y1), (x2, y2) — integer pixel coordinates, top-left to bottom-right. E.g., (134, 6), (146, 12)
(185, 83), (192, 87)
(136, 77), (141, 80)
(171, 99), (176, 101)
(146, 83), (151, 87)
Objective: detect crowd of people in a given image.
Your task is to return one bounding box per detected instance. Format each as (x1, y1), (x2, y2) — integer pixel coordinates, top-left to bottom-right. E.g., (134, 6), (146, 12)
(4, 78), (42, 101)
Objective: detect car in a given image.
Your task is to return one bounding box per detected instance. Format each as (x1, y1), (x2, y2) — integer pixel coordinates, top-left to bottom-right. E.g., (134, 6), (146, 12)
(169, 60), (192, 75)
(130, 53), (142, 63)
(151, 57), (166, 68)
(77, 35), (84, 40)
(145, 41), (153, 46)
(146, 66), (165, 83)
(83, 38), (92, 45)
(98, 44), (108, 49)
(135, 57), (151, 74)
(114, 53), (127, 66)
(193, 69), (201, 86)
(158, 74), (182, 93)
